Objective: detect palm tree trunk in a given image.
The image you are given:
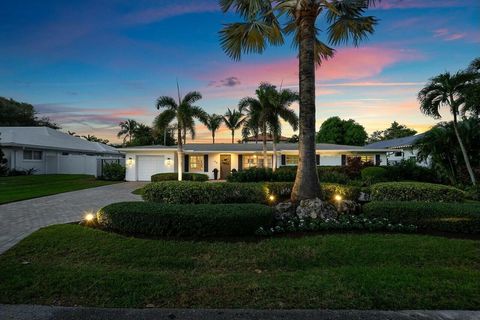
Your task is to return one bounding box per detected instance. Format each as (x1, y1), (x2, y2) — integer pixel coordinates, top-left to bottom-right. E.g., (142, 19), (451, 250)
(452, 115), (476, 185)
(291, 8), (321, 201)
(262, 123), (267, 168)
(164, 127), (167, 145)
(231, 130), (234, 144)
(212, 131), (215, 144)
(177, 126), (183, 181)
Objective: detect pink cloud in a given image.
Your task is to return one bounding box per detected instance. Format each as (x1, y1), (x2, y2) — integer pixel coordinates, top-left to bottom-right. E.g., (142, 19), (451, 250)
(433, 28), (466, 41)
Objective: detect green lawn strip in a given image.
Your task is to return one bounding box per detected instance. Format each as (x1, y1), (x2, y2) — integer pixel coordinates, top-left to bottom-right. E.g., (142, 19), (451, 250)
(0, 175), (119, 204)
(0, 224), (479, 309)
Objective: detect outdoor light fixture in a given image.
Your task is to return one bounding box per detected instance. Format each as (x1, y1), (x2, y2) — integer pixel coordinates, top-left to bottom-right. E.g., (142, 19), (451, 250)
(269, 195), (275, 202)
(334, 194), (342, 201)
(165, 157), (172, 166)
(127, 157), (133, 166)
(84, 213), (95, 222)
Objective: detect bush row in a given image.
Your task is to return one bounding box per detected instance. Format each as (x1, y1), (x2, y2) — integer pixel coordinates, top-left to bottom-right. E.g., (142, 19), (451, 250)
(363, 201), (480, 234)
(151, 172), (208, 182)
(97, 202), (273, 237)
(371, 182), (465, 202)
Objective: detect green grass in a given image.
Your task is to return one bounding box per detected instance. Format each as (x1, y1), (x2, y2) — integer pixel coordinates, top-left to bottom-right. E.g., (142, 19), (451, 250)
(0, 174), (119, 204)
(0, 224), (479, 309)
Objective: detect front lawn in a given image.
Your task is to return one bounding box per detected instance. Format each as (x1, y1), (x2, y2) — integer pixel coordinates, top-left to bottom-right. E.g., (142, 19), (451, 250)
(0, 174), (119, 204)
(0, 224), (479, 309)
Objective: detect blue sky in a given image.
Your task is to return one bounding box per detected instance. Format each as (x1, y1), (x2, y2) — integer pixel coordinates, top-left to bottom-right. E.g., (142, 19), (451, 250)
(1, 0), (479, 142)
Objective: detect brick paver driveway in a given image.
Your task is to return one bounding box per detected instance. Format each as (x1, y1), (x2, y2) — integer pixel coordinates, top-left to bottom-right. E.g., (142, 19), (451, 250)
(0, 182), (146, 254)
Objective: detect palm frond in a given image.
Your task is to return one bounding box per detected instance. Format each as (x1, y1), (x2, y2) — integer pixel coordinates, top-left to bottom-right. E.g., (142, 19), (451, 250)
(156, 96), (178, 110)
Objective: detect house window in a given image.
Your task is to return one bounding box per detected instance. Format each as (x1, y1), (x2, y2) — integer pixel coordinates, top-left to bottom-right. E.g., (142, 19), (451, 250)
(244, 155), (272, 168)
(394, 151), (403, 157)
(347, 155), (373, 164)
(23, 150), (42, 160)
(189, 155), (204, 170)
(285, 155), (299, 165)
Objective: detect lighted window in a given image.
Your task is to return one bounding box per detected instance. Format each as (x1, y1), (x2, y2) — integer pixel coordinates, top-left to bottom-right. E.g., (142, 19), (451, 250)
(285, 155), (299, 165)
(243, 155), (272, 168)
(347, 155), (373, 164)
(189, 156), (204, 170)
(23, 150), (42, 160)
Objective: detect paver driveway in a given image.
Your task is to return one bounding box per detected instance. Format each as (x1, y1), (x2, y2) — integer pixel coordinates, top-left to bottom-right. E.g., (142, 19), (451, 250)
(0, 182), (146, 254)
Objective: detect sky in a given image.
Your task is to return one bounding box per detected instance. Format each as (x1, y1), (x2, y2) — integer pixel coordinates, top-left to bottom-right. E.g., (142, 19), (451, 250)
(1, 0), (479, 143)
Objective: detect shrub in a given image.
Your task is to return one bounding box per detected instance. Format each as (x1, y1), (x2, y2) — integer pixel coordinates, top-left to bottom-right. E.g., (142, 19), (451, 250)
(361, 167), (387, 184)
(371, 182), (465, 202)
(272, 166), (297, 182)
(465, 185), (480, 201)
(142, 181), (265, 204)
(102, 163), (125, 181)
(151, 172), (208, 182)
(264, 182), (361, 202)
(227, 167), (273, 182)
(97, 202), (273, 237)
(384, 159), (438, 183)
(363, 201), (480, 234)
(319, 171), (349, 184)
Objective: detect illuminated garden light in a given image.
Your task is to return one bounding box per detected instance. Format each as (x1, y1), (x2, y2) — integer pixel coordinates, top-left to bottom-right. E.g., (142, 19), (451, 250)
(334, 194), (342, 201)
(269, 195), (275, 202)
(84, 212), (95, 222)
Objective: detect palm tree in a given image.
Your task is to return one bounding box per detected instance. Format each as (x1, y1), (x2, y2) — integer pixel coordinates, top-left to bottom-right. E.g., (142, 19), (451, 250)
(117, 119), (138, 144)
(201, 113), (224, 144)
(223, 108), (245, 144)
(418, 71), (477, 185)
(154, 91), (206, 181)
(219, 0), (379, 201)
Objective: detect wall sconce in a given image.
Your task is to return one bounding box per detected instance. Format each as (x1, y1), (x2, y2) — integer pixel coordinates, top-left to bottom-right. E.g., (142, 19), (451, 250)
(165, 157), (172, 166)
(127, 157), (133, 167)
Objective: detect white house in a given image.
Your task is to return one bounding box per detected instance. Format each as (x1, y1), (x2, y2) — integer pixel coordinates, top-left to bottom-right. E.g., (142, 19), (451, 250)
(0, 127), (123, 176)
(365, 134), (429, 167)
(120, 143), (391, 181)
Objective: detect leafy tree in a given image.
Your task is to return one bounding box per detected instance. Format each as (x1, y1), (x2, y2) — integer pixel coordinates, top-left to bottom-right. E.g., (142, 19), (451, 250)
(117, 119), (138, 144)
(316, 116), (367, 146)
(0, 97), (60, 129)
(219, 0), (379, 201)
(223, 108), (245, 144)
(462, 57), (480, 118)
(82, 134), (110, 145)
(130, 123), (155, 146)
(367, 121), (417, 143)
(201, 114), (224, 144)
(154, 91), (207, 180)
(419, 71), (477, 185)
(288, 134), (299, 143)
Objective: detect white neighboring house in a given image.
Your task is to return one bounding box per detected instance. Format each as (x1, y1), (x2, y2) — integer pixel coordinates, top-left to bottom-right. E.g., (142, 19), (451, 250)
(365, 133), (430, 167)
(119, 143), (391, 181)
(0, 127), (124, 177)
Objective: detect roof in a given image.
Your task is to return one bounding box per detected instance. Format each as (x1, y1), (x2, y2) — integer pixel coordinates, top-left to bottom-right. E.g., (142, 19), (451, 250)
(365, 133), (425, 149)
(118, 142), (390, 153)
(0, 127), (120, 155)
(244, 134), (289, 142)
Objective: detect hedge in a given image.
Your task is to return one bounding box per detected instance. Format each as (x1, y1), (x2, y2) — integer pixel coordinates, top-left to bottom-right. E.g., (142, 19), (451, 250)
(361, 167), (387, 184)
(371, 182), (465, 202)
(264, 182), (361, 202)
(151, 172), (208, 182)
(142, 181), (265, 204)
(97, 202), (273, 237)
(363, 201), (480, 234)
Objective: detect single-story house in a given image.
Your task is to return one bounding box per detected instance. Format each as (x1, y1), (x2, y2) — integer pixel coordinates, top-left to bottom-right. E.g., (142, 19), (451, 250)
(365, 134), (429, 167)
(119, 143), (392, 181)
(243, 134), (290, 143)
(0, 126), (123, 176)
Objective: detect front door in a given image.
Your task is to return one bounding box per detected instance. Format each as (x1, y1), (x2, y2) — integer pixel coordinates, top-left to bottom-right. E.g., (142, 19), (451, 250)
(220, 154), (231, 179)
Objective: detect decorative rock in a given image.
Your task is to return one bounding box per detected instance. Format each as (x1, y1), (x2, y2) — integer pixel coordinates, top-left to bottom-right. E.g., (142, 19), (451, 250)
(296, 198), (338, 221)
(335, 200), (361, 215)
(274, 201), (295, 220)
(358, 191), (371, 202)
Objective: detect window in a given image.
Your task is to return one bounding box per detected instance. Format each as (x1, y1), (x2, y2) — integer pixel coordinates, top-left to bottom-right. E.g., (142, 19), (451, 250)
(243, 155), (272, 168)
(285, 155), (299, 165)
(394, 151), (403, 157)
(189, 155), (204, 170)
(23, 150), (42, 160)
(347, 155), (373, 164)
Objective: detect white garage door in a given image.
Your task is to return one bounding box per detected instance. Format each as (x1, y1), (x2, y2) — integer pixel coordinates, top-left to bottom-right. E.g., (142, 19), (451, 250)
(137, 156), (165, 181)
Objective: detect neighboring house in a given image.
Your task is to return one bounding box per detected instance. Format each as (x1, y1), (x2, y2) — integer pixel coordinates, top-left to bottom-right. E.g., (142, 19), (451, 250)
(120, 143), (391, 181)
(365, 134), (429, 167)
(243, 134), (290, 144)
(0, 127), (123, 176)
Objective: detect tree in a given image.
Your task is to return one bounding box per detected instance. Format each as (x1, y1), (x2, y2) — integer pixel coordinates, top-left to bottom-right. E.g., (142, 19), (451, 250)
(117, 119), (138, 144)
(418, 71), (477, 185)
(82, 134), (109, 144)
(0, 133), (8, 176)
(154, 91), (206, 181)
(367, 121), (417, 143)
(201, 114), (224, 144)
(0, 97), (60, 129)
(316, 116), (367, 146)
(223, 108), (245, 144)
(219, 0), (379, 201)
(288, 134), (299, 143)
(462, 57), (480, 118)
(130, 123), (155, 146)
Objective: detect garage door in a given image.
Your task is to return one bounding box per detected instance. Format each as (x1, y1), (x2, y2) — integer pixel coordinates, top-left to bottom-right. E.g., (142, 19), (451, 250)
(137, 156), (165, 181)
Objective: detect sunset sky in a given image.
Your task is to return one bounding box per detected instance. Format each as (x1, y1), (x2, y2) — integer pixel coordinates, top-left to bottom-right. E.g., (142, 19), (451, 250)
(1, 0), (479, 143)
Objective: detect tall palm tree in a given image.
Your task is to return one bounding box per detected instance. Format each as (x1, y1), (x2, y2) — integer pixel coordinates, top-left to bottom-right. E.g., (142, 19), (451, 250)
(154, 91), (207, 181)
(223, 108), (245, 144)
(418, 71), (477, 185)
(117, 119), (138, 144)
(219, 0), (379, 201)
(201, 113), (224, 144)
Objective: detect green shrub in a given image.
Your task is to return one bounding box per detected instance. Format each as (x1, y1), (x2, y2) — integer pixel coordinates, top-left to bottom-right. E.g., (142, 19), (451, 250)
(97, 202), (273, 237)
(361, 167), (387, 184)
(142, 181), (265, 204)
(264, 182), (360, 202)
(151, 172), (208, 182)
(384, 159), (438, 183)
(272, 166), (297, 182)
(371, 182), (465, 202)
(227, 167), (273, 182)
(319, 171), (349, 184)
(102, 163), (125, 181)
(363, 201), (480, 234)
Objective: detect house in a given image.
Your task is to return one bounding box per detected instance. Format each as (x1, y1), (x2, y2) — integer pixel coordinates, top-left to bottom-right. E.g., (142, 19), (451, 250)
(243, 134), (290, 143)
(120, 143), (391, 181)
(365, 133), (429, 167)
(0, 127), (123, 176)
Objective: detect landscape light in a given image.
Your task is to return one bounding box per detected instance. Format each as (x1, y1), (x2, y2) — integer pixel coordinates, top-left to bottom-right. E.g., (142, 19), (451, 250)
(269, 195), (275, 202)
(334, 194), (342, 201)
(84, 213), (95, 222)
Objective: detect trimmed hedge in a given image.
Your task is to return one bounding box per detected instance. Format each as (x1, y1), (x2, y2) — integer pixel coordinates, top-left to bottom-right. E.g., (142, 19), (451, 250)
(97, 202), (273, 237)
(102, 163), (125, 181)
(363, 201), (480, 234)
(264, 182), (361, 202)
(151, 172), (208, 182)
(142, 181), (265, 204)
(371, 182), (465, 202)
(227, 167), (273, 182)
(361, 167), (387, 184)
